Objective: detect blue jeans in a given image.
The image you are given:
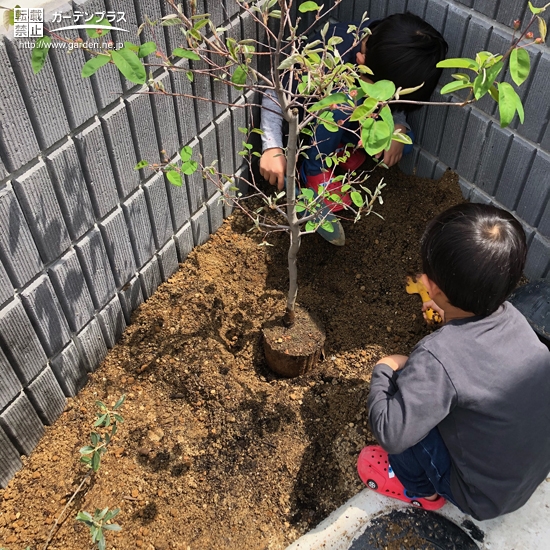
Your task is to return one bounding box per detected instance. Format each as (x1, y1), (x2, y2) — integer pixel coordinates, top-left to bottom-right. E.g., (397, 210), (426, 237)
(388, 427), (461, 508)
(302, 106), (414, 176)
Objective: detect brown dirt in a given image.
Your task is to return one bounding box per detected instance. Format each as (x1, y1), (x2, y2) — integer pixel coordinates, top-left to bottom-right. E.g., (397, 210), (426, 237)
(0, 167), (463, 550)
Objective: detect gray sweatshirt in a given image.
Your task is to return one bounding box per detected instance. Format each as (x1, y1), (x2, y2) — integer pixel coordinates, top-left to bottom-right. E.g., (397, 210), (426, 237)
(368, 301), (550, 520)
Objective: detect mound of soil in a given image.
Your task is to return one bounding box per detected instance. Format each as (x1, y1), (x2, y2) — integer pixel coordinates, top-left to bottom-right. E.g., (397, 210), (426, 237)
(0, 167), (463, 550)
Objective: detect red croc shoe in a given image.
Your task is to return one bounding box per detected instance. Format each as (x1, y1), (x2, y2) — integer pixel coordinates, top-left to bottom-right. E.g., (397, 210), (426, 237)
(357, 445), (446, 511)
(303, 170), (351, 212)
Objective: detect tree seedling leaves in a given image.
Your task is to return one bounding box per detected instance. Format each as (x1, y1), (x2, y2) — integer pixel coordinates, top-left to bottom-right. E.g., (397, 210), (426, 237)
(181, 160), (198, 175)
(510, 48), (530, 87)
(359, 79), (395, 101)
(379, 105), (394, 136)
(473, 60), (503, 100)
(363, 120), (391, 156)
(124, 41), (139, 52)
(318, 111), (339, 132)
(538, 15), (548, 41)
(138, 41), (157, 58)
(103, 524), (122, 531)
(298, 1), (320, 13)
(111, 48), (146, 84)
(398, 82), (425, 96)
(180, 145), (193, 162)
(135, 160), (149, 170)
(305, 220), (317, 232)
(113, 394), (126, 410)
(81, 54), (111, 78)
(392, 131), (413, 145)
(173, 47), (200, 61)
(31, 35), (51, 74)
(436, 57), (479, 71)
(321, 221), (334, 233)
(231, 65), (248, 89)
(498, 81), (524, 127)
(350, 191), (364, 208)
(528, 1), (550, 14)
(440, 80), (473, 95)
(91, 451), (101, 472)
(300, 188), (315, 202)
(167, 170), (183, 186)
(349, 98), (378, 121)
(309, 92), (351, 112)
(86, 15), (112, 38)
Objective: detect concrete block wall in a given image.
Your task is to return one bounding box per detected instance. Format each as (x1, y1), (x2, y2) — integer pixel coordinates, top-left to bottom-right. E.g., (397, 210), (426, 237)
(338, 0), (550, 280)
(0, 0), (255, 486)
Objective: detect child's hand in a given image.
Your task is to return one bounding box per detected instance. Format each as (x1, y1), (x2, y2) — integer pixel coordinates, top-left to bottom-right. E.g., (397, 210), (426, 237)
(376, 354), (409, 371)
(375, 124), (407, 167)
(260, 148), (286, 190)
(422, 300), (445, 324)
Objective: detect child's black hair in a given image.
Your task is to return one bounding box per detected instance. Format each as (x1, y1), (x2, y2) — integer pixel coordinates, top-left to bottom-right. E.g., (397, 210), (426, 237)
(421, 203), (527, 317)
(365, 13), (448, 111)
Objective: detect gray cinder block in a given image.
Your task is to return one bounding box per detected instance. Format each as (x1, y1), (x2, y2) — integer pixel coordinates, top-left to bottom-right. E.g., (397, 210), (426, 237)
(199, 124), (221, 199)
(191, 205), (211, 246)
(190, 55), (214, 132)
(125, 87), (161, 170)
(516, 150), (550, 228)
(231, 99), (247, 169)
(0, 425), (22, 488)
(0, 42), (40, 173)
(438, 103), (471, 170)
(0, 156), (6, 180)
(469, 186), (492, 205)
(74, 227), (117, 310)
(517, 54), (550, 144)
(171, 59), (198, 147)
(150, 70), (180, 158)
(458, 177), (474, 200)
(144, 172), (172, 248)
(460, 14), (491, 62)
(118, 276), (144, 323)
(0, 298), (47, 386)
(164, 159), (192, 231)
(25, 366), (66, 425)
(405, 0), (427, 18)
(205, 0), (224, 28)
(122, 189), (156, 268)
(50, 342), (88, 397)
(0, 393), (44, 456)
(45, 139), (95, 240)
(47, 3), (96, 129)
(442, 3), (469, 58)
(494, 136), (536, 211)
(73, 0), (123, 110)
(433, 162), (449, 182)
(48, 249), (95, 333)
(0, 261), (13, 308)
(456, 108), (491, 183)
(3, 36), (70, 150)
(98, 207), (136, 287)
(100, 100), (141, 200)
(425, 0), (448, 37)
(473, 0), (497, 18)
(367, 0), (387, 20)
(175, 222), (194, 262)
(222, 179), (237, 218)
(207, 192), (224, 233)
(12, 160), (71, 264)
(225, 0), (241, 19)
(184, 138), (205, 214)
(75, 318), (108, 373)
(139, 256), (162, 300)
(74, 119), (119, 219)
(0, 346), (22, 412)
(538, 201), (550, 239)
(20, 275), (71, 357)
(385, 0), (408, 16)
(495, 0), (527, 28)
(157, 239), (179, 281)
(415, 150), (438, 179)
(132, 0), (167, 67)
(476, 122), (513, 196)
(398, 146), (420, 176)
(214, 110), (236, 176)
(97, 296), (126, 348)
(525, 233), (550, 280)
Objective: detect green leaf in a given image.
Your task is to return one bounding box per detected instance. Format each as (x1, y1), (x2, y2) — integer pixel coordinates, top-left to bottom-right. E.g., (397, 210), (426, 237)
(350, 191), (364, 208)
(31, 36), (51, 74)
(181, 160), (198, 175)
(76, 511), (94, 523)
(295, 202), (306, 213)
(111, 48), (146, 84)
(391, 131), (413, 145)
(173, 48), (200, 61)
(90, 432), (100, 446)
(498, 81), (524, 127)
(80, 456), (92, 465)
(440, 80), (473, 95)
(349, 98), (378, 121)
(298, 1), (320, 13)
(180, 145), (193, 162)
(538, 15), (548, 41)
(231, 65), (247, 89)
(321, 221), (334, 233)
(103, 523), (122, 531)
(79, 445), (95, 454)
(510, 48), (530, 87)
(86, 15), (112, 38)
(91, 451), (101, 472)
(138, 41), (157, 58)
(81, 54), (111, 78)
(436, 58), (479, 71)
(359, 79), (396, 102)
(300, 188), (315, 202)
(113, 395), (126, 410)
(473, 60), (503, 100)
(488, 84), (499, 102)
(528, 1), (545, 14)
(318, 111), (339, 133)
(364, 120), (392, 156)
(166, 170), (183, 186)
(124, 41), (140, 52)
(305, 220), (317, 232)
(309, 92), (351, 112)
(379, 105), (394, 136)
(135, 160), (149, 170)
(93, 413), (108, 427)
(105, 508), (120, 521)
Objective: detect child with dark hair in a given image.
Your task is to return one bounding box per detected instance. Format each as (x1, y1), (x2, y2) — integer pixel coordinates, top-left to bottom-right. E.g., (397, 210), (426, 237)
(259, 13), (448, 245)
(358, 203), (550, 520)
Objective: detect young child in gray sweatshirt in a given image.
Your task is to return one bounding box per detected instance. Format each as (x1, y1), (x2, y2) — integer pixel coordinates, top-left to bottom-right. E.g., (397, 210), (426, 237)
(359, 203), (550, 520)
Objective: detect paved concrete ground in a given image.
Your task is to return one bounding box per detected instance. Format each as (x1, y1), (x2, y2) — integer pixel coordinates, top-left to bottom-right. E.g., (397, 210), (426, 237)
(288, 476), (550, 549)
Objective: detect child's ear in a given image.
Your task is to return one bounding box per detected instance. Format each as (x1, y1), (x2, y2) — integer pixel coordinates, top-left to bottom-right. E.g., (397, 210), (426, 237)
(420, 274), (442, 299)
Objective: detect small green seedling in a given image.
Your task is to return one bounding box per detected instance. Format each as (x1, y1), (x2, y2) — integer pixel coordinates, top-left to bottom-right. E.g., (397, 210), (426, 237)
(79, 395), (125, 472)
(76, 507), (121, 550)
